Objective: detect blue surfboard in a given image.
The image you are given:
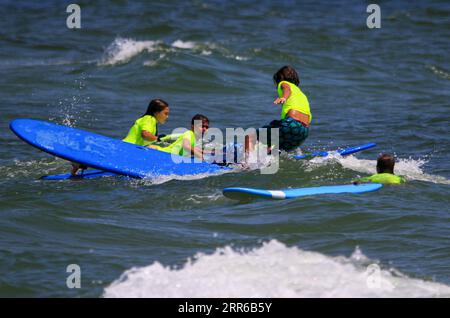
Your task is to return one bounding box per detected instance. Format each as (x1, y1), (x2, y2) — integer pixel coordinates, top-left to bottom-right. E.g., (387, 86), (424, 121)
(40, 169), (120, 180)
(293, 143), (376, 160)
(40, 142), (378, 180)
(10, 119), (228, 179)
(223, 183), (383, 200)
(41, 144), (376, 180)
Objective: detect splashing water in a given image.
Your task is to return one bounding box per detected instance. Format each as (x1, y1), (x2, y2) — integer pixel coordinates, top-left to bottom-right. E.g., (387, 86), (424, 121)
(426, 65), (450, 80)
(99, 38), (162, 66)
(48, 74), (92, 127)
(171, 40), (197, 50)
(338, 155), (450, 185)
(301, 152), (450, 185)
(103, 240), (450, 298)
(126, 168), (236, 188)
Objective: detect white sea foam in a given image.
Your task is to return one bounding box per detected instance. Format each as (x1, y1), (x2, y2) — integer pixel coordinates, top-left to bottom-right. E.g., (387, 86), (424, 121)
(99, 38), (161, 66)
(143, 53), (166, 67)
(302, 152), (450, 185)
(126, 168), (235, 187)
(186, 191), (223, 203)
(427, 65), (450, 80)
(98, 38), (248, 66)
(231, 55), (249, 61)
(201, 50), (212, 56)
(171, 40), (197, 49)
(103, 240), (450, 298)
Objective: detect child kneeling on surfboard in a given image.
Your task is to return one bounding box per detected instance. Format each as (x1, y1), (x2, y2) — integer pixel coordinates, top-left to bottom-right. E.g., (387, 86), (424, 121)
(246, 65), (312, 153)
(149, 114), (209, 160)
(71, 99), (170, 176)
(354, 154), (405, 185)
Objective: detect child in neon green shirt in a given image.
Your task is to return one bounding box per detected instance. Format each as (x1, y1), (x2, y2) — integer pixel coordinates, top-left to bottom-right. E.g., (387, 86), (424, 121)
(150, 114), (209, 160)
(246, 65), (312, 153)
(71, 99), (170, 176)
(123, 98), (170, 146)
(354, 154), (405, 185)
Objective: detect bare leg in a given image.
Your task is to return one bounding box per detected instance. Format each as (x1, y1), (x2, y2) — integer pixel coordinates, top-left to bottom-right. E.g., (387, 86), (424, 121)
(71, 163), (80, 176)
(70, 163), (87, 176)
(244, 135), (253, 163)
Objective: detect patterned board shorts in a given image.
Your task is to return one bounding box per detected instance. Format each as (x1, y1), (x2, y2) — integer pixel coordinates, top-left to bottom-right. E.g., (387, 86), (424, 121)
(258, 117), (309, 151)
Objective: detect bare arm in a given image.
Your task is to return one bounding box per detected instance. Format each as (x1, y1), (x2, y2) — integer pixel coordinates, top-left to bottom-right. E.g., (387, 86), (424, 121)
(141, 130), (157, 142)
(274, 83), (291, 104)
(182, 137), (203, 160)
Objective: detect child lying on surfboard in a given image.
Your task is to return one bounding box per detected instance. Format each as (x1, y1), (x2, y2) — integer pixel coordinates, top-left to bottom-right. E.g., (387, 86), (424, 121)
(354, 154), (405, 185)
(151, 114), (252, 166)
(149, 114), (210, 160)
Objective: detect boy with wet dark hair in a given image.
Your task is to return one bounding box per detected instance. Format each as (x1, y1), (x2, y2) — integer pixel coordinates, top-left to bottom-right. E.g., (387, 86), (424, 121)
(150, 114), (209, 160)
(355, 154), (405, 185)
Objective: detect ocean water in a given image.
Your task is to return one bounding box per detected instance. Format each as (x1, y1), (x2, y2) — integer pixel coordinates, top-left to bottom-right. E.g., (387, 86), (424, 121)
(1, 0), (449, 297)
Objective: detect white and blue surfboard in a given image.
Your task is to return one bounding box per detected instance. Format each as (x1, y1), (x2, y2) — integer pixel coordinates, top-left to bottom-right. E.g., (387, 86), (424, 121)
(10, 118), (229, 179)
(223, 183), (383, 200)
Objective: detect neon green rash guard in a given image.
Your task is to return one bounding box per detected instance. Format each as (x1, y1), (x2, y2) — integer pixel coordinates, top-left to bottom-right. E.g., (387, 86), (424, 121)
(357, 173), (405, 185)
(157, 130), (196, 157)
(278, 81), (312, 121)
(123, 115), (158, 146)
